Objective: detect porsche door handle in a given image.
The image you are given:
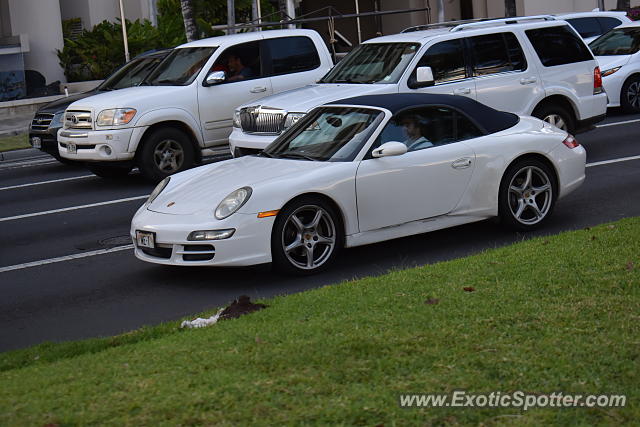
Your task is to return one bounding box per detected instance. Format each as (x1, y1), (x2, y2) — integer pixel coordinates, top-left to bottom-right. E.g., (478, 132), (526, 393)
(250, 86), (267, 93)
(451, 158), (472, 169)
(453, 87), (471, 95)
(520, 76), (537, 85)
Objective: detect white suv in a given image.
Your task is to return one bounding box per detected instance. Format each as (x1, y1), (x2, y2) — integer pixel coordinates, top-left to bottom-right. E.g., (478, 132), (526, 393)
(230, 16), (608, 155)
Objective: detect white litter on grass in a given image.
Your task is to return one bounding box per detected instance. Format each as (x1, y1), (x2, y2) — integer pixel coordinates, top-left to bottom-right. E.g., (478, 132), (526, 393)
(180, 309), (224, 329)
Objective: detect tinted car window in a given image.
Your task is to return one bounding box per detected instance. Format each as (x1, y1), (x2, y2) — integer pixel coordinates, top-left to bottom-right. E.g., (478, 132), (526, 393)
(377, 106), (482, 151)
(210, 41), (263, 83)
(265, 36), (320, 76)
(566, 17), (602, 38)
(416, 39), (467, 84)
(101, 56), (164, 90)
(590, 28), (640, 56)
(597, 17), (623, 34)
(526, 25), (593, 67)
(469, 33), (526, 76)
(147, 47), (216, 86)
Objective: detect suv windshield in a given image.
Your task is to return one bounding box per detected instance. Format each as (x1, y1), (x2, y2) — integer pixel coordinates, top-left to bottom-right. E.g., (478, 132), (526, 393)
(262, 107), (384, 162)
(97, 54), (166, 91)
(590, 28), (640, 56)
(320, 43), (419, 84)
(145, 47), (216, 86)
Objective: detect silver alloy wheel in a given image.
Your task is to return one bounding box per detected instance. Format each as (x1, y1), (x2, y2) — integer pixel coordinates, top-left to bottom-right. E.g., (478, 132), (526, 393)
(153, 139), (184, 173)
(281, 204), (336, 270)
(507, 166), (553, 225)
(543, 114), (567, 131)
(626, 81), (640, 109)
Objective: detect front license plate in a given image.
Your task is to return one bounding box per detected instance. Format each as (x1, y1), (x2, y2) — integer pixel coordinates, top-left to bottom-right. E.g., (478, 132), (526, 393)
(31, 136), (41, 149)
(67, 142), (77, 154)
(136, 231), (155, 249)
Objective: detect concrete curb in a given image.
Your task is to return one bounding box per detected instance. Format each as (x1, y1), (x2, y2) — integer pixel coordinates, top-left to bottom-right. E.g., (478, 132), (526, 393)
(0, 148), (47, 162)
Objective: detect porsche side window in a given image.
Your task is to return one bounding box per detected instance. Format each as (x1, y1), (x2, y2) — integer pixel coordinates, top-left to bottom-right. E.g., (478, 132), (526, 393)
(378, 107), (482, 152)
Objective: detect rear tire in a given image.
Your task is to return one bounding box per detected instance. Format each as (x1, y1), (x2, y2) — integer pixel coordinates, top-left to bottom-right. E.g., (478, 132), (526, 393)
(532, 104), (575, 134)
(498, 159), (557, 231)
(621, 76), (640, 113)
(87, 164), (132, 179)
(138, 127), (195, 182)
(271, 196), (343, 275)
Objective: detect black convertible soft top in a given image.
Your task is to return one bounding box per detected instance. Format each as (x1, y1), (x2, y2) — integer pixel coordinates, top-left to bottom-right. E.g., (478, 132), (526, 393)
(328, 93), (520, 135)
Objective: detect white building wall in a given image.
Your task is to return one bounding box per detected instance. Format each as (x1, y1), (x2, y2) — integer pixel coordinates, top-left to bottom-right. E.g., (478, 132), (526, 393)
(8, 0), (65, 84)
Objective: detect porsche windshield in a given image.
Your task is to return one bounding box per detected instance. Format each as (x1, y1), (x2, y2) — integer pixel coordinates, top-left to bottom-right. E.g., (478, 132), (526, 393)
(145, 47), (216, 86)
(590, 28), (640, 56)
(262, 107), (384, 162)
(319, 43), (419, 84)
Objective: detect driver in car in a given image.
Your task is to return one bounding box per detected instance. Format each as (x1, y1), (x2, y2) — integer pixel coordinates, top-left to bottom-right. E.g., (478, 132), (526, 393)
(399, 113), (433, 151)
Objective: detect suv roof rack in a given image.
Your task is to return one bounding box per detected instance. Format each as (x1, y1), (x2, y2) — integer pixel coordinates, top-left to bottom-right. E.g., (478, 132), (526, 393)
(450, 15), (557, 32)
(401, 18), (491, 33)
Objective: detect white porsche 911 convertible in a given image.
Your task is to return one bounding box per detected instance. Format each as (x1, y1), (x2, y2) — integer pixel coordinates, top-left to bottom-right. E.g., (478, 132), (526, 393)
(131, 93), (586, 274)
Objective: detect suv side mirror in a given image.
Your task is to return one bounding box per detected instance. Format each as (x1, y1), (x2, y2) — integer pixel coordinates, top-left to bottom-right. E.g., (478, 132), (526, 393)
(204, 70), (226, 86)
(372, 141), (408, 158)
(408, 66), (435, 89)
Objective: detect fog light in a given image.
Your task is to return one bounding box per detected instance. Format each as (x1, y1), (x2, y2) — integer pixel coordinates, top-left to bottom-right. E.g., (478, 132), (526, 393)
(188, 229), (235, 241)
(104, 146), (112, 155)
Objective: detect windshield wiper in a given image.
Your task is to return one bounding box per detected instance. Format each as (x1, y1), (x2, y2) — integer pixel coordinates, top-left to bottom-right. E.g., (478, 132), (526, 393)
(278, 152), (319, 161)
(258, 151), (274, 158)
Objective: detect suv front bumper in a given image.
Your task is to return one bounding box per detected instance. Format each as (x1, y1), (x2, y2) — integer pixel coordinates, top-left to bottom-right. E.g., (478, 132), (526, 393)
(228, 127), (279, 156)
(57, 126), (146, 162)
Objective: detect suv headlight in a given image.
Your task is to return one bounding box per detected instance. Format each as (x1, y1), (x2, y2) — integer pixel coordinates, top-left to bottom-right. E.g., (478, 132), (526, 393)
(146, 177), (170, 206)
(215, 187), (252, 219)
(233, 110), (241, 128)
(96, 108), (137, 126)
(49, 112), (64, 129)
(284, 112), (306, 129)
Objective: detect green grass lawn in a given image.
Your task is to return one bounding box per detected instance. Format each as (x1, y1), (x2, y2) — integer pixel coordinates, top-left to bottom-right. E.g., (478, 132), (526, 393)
(0, 133), (29, 152)
(1, 218), (638, 425)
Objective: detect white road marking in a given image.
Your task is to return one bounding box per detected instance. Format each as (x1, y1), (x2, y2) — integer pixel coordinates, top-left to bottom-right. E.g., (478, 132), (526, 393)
(586, 155), (640, 168)
(0, 174), (94, 191)
(0, 245), (134, 274)
(0, 195), (148, 222)
(0, 158), (58, 170)
(595, 118), (640, 128)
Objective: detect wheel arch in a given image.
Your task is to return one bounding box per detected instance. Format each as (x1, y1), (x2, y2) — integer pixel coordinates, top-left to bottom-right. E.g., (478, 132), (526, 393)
(533, 95), (579, 123)
(136, 120), (203, 164)
(500, 153), (560, 197)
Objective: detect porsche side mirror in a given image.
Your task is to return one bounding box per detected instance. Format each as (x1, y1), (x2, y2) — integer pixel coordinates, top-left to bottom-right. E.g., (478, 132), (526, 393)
(204, 70), (226, 86)
(409, 66), (435, 89)
(372, 141), (408, 158)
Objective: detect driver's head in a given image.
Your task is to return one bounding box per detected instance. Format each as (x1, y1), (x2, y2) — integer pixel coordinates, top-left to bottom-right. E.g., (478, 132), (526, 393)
(399, 114), (423, 140)
(227, 53), (244, 72)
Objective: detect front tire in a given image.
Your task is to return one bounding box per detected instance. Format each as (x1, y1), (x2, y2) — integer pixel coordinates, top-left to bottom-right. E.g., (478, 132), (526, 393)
(271, 197), (343, 275)
(621, 76), (640, 113)
(498, 159), (557, 231)
(138, 127), (195, 182)
(532, 104), (575, 134)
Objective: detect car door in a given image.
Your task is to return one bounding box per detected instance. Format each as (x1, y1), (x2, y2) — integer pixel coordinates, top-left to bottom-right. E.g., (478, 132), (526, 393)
(263, 35), (328, 94)
(355, 106), (479, 232)
(403, 38), (477, 99)
(196, 40), (274, 148)
(470, 32), (544, 116)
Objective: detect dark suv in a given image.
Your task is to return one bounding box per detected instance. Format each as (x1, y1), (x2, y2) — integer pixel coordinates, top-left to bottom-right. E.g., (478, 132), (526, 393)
(29, 49), (170, 162)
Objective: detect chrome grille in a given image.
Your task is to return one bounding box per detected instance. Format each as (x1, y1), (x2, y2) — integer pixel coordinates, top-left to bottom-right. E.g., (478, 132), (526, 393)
(64, 110), (93, 130)
(31, 113), (54, 131)
(239, 106), (285, 135)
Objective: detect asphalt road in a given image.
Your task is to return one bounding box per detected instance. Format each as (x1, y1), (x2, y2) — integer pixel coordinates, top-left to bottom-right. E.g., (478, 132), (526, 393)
(1, 111), (639, 352)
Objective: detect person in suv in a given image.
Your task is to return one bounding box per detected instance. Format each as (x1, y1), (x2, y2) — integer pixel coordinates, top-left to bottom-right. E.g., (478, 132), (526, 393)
(229, 16), (607, 156)
(29, 49), (170, 163)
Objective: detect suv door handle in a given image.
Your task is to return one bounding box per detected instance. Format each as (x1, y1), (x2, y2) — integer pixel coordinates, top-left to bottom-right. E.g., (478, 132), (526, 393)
(451, 158), (472, 169)
(250, 86), (267, 93)
(520, 77), (537, 85)
(453, 87), (471, 95)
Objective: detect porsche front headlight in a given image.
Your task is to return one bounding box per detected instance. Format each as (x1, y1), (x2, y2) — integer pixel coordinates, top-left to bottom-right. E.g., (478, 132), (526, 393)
(146, 177), (170, 206)
(215, 187), (252, 219)
(96, 108), (137, 126)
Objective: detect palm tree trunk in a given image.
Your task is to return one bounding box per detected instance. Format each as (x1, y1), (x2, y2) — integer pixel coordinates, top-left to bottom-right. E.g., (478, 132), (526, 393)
(616, 0), (630, 10)
(180, 0), (198, 42)
(505, 0), (516, 17)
